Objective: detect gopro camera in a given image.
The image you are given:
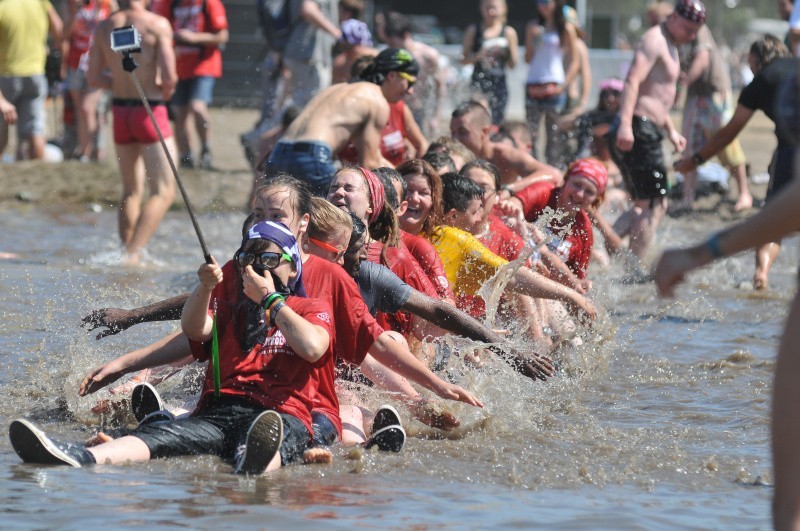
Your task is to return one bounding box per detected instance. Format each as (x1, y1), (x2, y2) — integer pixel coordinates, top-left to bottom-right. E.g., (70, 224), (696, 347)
(110, 26), (142, 53)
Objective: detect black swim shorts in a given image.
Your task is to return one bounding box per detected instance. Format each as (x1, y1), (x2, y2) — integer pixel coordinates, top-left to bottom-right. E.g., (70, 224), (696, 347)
(130, 395), (310, 465)
(765, 144), (797, 202)
(607, 115), (670, 201)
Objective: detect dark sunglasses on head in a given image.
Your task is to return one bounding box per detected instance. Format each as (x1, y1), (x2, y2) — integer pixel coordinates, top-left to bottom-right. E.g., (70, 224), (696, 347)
(234, 250), (292, 272)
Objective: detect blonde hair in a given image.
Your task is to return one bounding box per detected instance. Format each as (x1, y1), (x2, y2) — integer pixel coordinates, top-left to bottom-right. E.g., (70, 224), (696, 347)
(308, 197), (353, 243)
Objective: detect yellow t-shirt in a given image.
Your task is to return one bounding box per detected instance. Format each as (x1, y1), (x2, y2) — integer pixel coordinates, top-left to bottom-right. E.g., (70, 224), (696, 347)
(0, 0), (52, 77)
(428, 225), (508, 296)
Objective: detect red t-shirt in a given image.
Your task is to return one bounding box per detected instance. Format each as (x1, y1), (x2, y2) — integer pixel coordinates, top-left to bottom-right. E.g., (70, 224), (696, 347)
(168, 0), (228, 79)
(67, 0), (113, 69)
(338, 100), (407, 166)
(188, 261), (334, 434)
(400, 231), (454, 301)
(303, 254), (384, 437)
(514, 181), (593, 279)
(368, 240), (438, 336)
(456, 214), (527, 318)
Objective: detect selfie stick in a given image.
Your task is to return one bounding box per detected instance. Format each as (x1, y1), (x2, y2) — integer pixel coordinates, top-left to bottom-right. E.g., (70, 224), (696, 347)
(120, 51), (212, 264)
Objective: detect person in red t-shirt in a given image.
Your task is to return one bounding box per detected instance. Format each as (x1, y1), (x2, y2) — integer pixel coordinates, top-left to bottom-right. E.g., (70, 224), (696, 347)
(164, 0), (228, 169)
(498, 158), (622, 291)
(12, 221), (332, 476)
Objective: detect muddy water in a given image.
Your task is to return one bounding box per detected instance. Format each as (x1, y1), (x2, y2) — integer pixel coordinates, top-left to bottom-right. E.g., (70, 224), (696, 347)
(0, 202), (787, 528)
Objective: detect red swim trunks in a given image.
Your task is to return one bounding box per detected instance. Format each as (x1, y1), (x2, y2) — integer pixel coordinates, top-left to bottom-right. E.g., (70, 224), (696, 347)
(112, 98), (173, 144)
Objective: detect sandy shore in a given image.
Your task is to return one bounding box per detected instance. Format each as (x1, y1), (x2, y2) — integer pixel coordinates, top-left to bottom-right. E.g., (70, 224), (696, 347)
(0, 106), (777, 216)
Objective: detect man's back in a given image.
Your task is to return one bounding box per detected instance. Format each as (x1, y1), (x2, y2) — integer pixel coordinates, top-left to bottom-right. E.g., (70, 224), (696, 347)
(91, 5), (175, 100)
(282, 81), (388, 153)
(0, 0), (51, 77)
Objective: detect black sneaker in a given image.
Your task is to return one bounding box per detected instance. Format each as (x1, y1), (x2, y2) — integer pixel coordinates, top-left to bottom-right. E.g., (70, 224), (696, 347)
(179, 154), (194, 169)
(234, 410), (283, 475)
(365, 425), (406, 453)
(131, 382), (165, 422)
(199, 148), (213, 170)
(9, 419), (96, 467)
(371, 404), (402, 433)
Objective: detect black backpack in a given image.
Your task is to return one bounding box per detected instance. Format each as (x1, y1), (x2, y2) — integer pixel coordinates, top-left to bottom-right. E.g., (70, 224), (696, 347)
(256, 0), (295, 52)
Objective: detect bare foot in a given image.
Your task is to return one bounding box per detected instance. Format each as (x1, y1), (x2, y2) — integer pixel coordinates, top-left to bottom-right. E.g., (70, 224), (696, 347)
(304, 447), (333, 464)
(0, 252), (19, 260)
(84, 431), (114, 447)
(121, 251), (142, 267)
(733, 194), (753, 212)
(753, 270), (768, 290)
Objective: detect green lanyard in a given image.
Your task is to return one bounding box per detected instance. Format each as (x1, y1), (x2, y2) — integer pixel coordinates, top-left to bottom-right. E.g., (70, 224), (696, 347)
(211, 299), (220, 397)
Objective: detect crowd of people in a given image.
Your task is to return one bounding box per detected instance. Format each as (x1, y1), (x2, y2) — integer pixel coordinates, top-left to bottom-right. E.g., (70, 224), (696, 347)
(6, 0), (800, 528)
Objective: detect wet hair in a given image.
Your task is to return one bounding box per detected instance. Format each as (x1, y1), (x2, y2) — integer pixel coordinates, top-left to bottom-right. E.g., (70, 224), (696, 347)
(498, 120), (532, 148)
(441, 172), (483, 213)
(249, 173), (312, 234)
(348, 211), (367, 246)
(460, 159), (501, 194)
(422, 151), (457, 174)
(491, 129), (516, 147)
(350, 54), (375, 80)
(308, 197), (353, 243)
(333, 166), (400, 248)
(428, 136), (476, 164)
(749, 34), (790, 73)
(452, 100), (491, 128)
(372, 167), (404, 209)
(384, 11), (411, 38)
(396, 159), (443, 235)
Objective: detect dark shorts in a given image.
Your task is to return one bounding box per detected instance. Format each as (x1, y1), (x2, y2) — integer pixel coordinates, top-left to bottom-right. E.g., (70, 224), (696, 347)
(171, 76), (216, 106)
(266, 140), (337, 197)
(311, 410), (339, 447)
(112, 99), (172, 145)
(766, 144), (797, 202)
(607, 115), (670, 201)
(130, 395), (310, 466)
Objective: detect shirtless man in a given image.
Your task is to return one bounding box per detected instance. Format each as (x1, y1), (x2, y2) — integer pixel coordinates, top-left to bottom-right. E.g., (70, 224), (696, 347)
(383, 11), (446, 139)
(88, 0), (177, 265)
(266, 47), (419, 196)
(607, 0), (704, 262)
(449, 100), (561, 194)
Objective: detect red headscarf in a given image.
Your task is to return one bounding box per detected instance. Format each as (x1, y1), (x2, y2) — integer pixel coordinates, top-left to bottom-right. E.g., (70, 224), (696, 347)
(566, 158), (608, 194)
(359, 167), (385, 224)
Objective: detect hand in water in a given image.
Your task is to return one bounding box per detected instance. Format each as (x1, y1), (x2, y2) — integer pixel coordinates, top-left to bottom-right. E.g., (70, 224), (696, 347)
(511, 351), (556, 381)
(79, 361), (126, 396)
(81, 308), (136, 339)
(410, 400), (461, 431)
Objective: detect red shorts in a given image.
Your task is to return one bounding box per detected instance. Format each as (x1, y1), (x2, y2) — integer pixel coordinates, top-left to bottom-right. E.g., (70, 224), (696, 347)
(112, 99), (172, 145)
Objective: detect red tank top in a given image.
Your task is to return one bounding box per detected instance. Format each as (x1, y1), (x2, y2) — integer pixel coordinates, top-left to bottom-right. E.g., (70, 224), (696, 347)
(338, 100), (407, 166)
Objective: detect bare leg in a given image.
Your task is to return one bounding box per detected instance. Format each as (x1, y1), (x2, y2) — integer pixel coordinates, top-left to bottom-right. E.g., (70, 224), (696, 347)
(124, 139), (177, 260)
(677, 169), (697, 211)
(27, 133), (45, 160)
(730, 163), (753, 212)
(78, 89), (102, 160)
(87, 435), (151, 465)
(339, 404), (367, 445)
(173, 105), (192, 160)
(0, 120), (8, 155)
(771, 291), (800, 530)
(190, 99), (210, 149)
(754, 240), (781, 290)
(116, 143), (145, 249)
(628, 198), (667, 260)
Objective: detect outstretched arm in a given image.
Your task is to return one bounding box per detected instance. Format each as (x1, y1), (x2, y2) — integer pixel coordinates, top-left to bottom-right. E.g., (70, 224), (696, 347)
(82, 293), (191, 339)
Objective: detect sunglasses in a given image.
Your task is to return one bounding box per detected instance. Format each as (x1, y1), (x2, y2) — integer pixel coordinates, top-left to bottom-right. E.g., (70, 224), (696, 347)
(397, 71), (417, 87)
(308, 237), (346, 261)
(234, 250), (292, 273)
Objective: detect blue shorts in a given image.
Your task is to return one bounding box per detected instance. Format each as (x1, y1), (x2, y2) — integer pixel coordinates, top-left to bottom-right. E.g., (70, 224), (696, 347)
(172, 76), (216, 106)
(266, 140), (337, 196)
(0, 75), (47, 137)
(311, 410), (339, 447)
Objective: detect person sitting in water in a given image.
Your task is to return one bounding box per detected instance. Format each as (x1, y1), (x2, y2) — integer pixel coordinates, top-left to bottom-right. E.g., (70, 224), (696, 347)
(10, 221), (334, 475)
(497, 157), (622, 293)
(429, 172), (598, 324)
